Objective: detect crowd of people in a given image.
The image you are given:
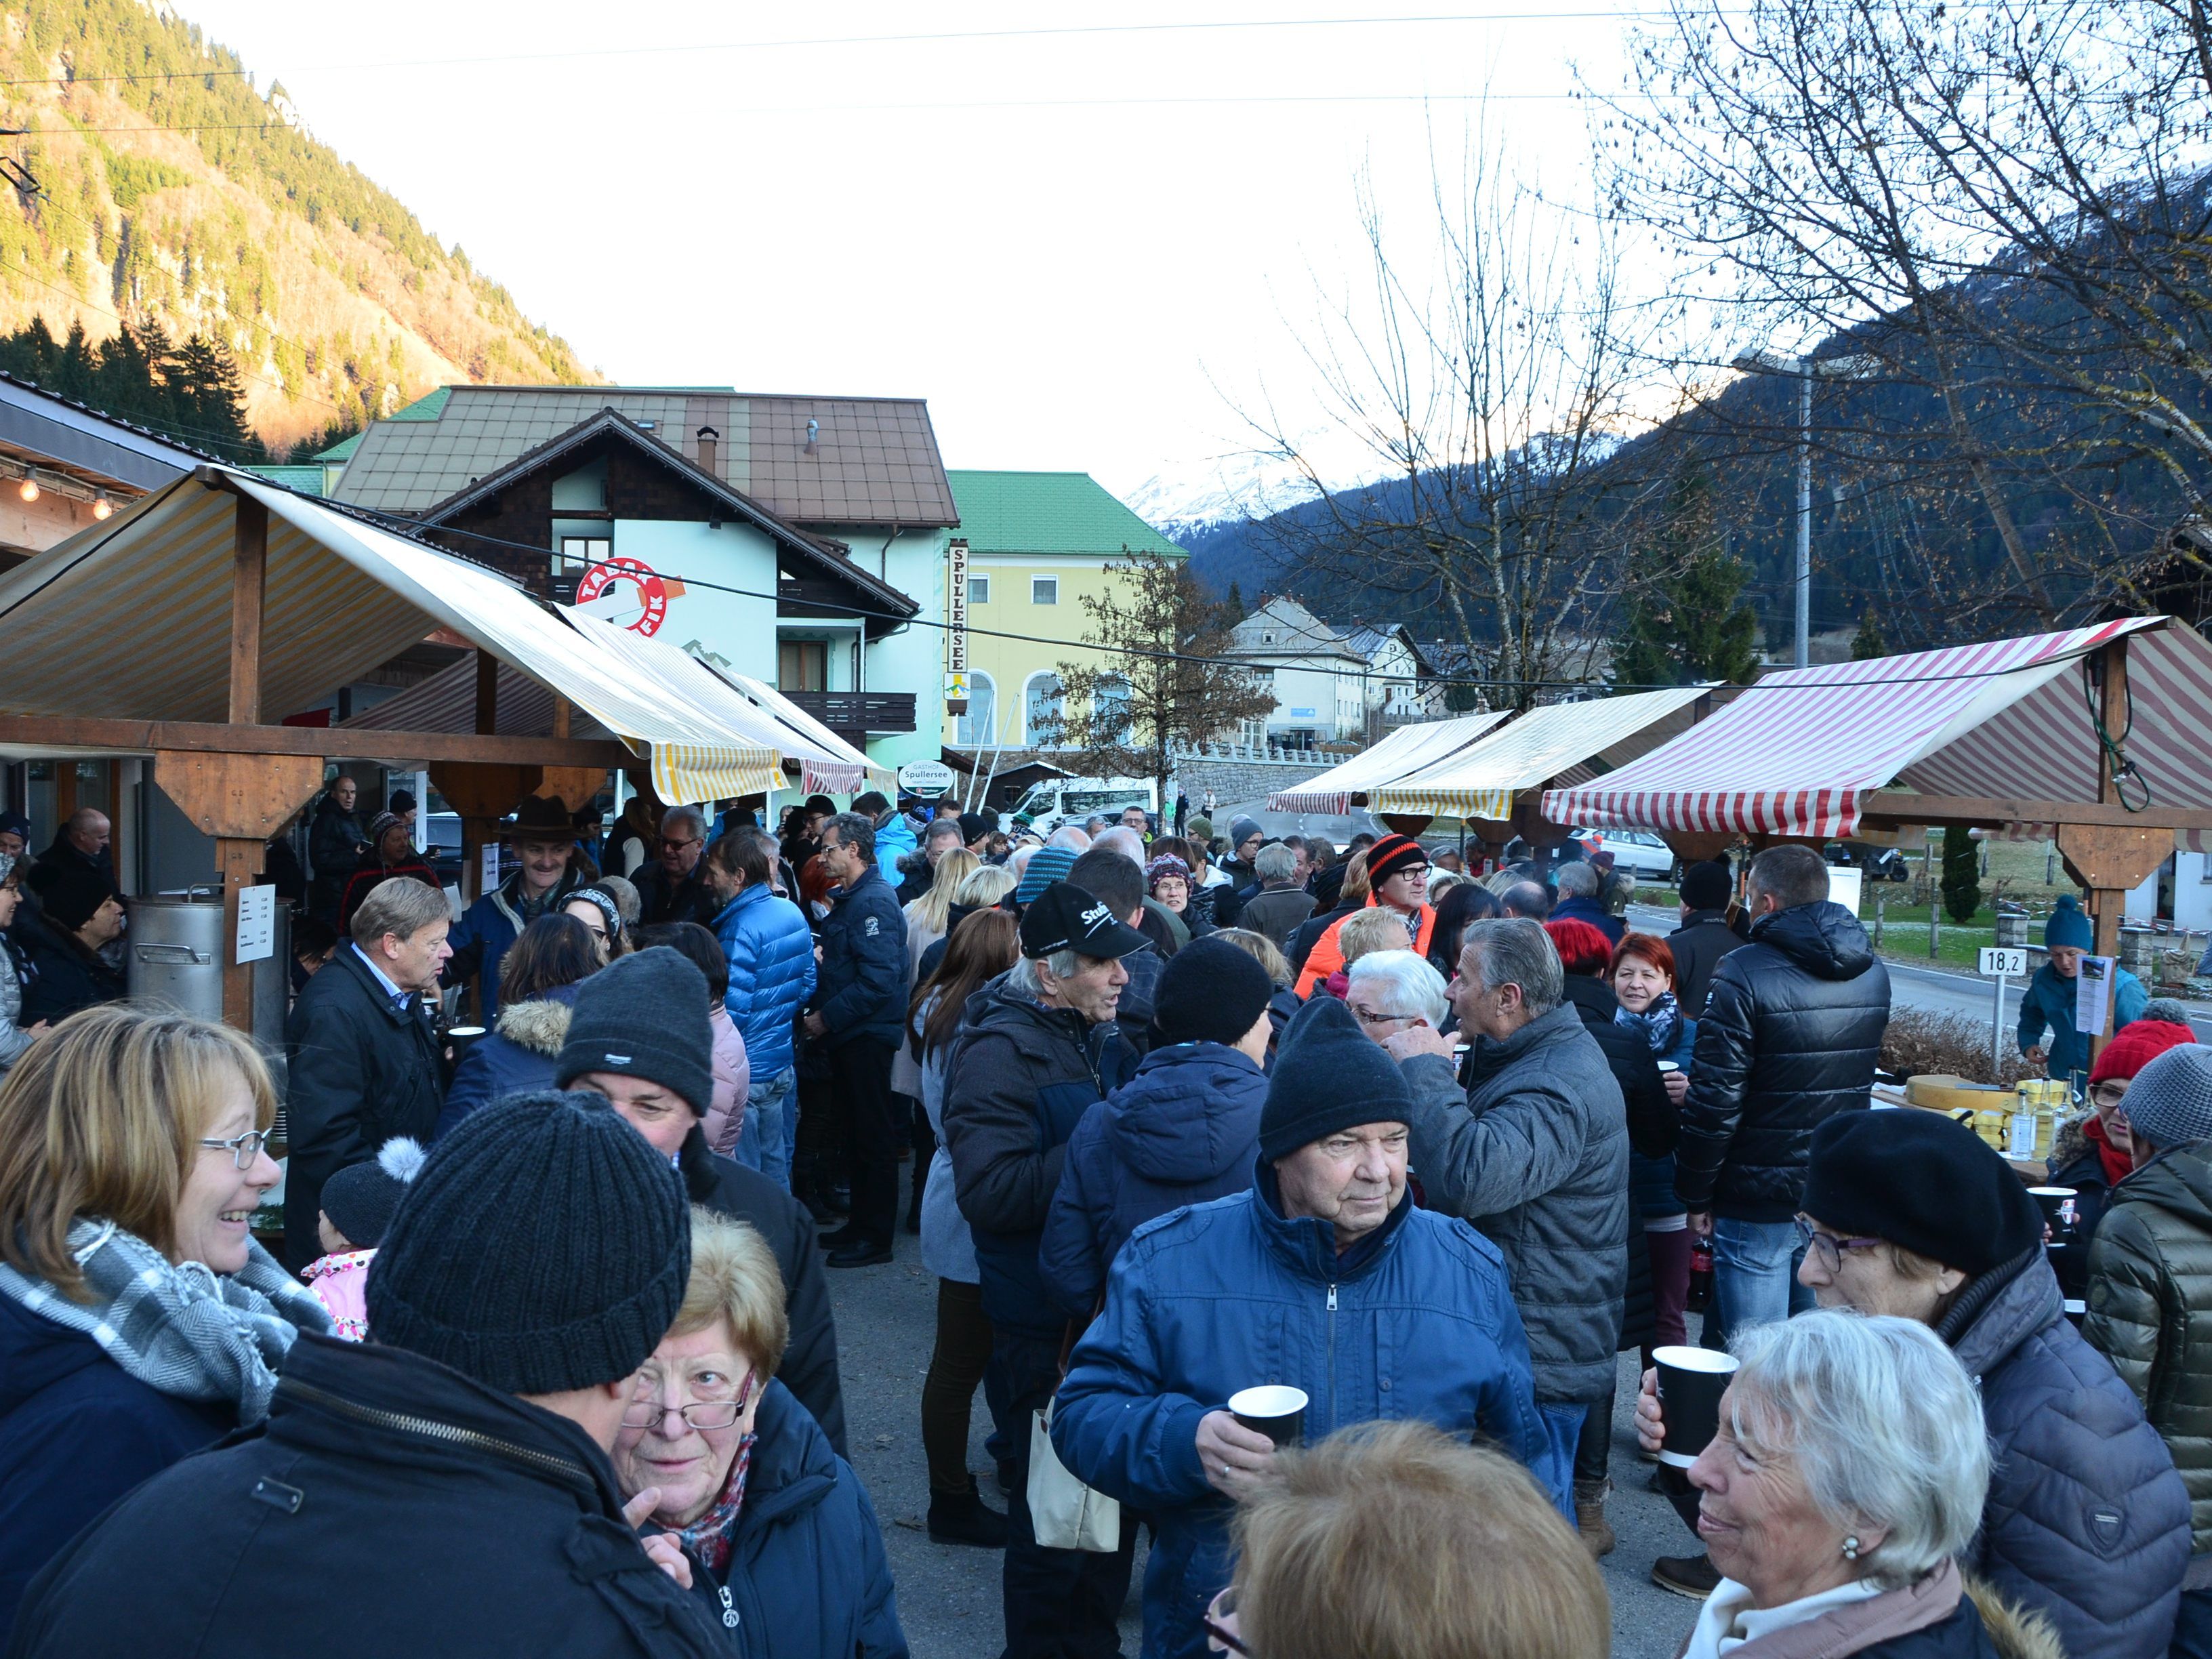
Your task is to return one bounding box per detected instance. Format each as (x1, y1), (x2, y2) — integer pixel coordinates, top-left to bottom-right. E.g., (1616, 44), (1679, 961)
(4, 775), (2212, 1659)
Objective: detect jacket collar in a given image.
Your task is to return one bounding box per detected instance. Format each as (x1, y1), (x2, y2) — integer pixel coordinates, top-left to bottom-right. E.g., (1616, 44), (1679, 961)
(1464, 1002), (1586, 1082)
(1675, 1559), (1963, 1659)
(828, 863), (889, 906)
(270, 1332), (629, 1510)
(1938, 1246), (2060, 1376)
(1679, 909), (1732, 928)
(329, 939), (422, 1025)
(1250, 1160), (1414, 1284)
(730, 1380), (838, 1538)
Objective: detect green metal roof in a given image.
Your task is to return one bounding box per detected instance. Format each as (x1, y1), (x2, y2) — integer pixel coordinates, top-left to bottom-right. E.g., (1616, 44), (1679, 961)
(314, 386), (452, 462)
(245, 464), (326, 496)
(945, 470), (1185, 558)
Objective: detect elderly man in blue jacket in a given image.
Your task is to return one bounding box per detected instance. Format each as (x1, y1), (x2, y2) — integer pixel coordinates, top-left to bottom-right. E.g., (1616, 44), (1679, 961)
(803, 810), (909, 1268)
(1050, 996), (1548, 1659)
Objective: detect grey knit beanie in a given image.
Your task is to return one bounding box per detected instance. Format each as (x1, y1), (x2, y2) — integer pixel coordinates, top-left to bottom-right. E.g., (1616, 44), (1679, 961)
(366, 1090), (691, 1394)
(2118, 1044), (2212, 1155)
(554, 945), (714, 1115)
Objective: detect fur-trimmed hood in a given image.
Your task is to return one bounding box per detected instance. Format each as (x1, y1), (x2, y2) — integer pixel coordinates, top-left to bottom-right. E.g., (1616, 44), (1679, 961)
(1965, 1576), (2064, 1659)
(493, 984), (579, 1058)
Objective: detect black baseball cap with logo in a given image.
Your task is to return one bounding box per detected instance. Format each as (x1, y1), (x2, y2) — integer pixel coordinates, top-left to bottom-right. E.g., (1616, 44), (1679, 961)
(1019, 882), (1149, 961)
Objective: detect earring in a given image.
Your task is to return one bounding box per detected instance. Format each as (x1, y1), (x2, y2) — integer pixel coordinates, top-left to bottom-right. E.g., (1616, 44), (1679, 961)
(1841, 1536), (1861, 1561)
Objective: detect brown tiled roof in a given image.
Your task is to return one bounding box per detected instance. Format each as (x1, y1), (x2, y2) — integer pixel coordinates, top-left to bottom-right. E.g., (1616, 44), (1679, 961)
(329, 386), (958, 528)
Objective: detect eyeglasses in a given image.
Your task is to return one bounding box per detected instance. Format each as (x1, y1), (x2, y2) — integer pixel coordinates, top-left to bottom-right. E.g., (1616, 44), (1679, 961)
(1349, 1005), (1414, 1027)
(199, 1128), (271, 1171)
(1204, 1586), (1250, 1656)
(1793, 1216), (1885, 1275)
(623, 1370), (754, 1432)
(2093, 1081), (2131, 1110)
(663, 836), (702, 854)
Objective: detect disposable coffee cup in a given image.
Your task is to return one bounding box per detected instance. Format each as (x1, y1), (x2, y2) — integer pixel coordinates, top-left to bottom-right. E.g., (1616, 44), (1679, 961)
(1656, 1061), (1681, 1074)
(2064, 1298), (2087, 1326)
(1653, 1346), (1738, 1469)
(2028, 1187), (2079, 1239)
(445, 1025), (487, 1063)
(1229, 1385), (1308, 1449)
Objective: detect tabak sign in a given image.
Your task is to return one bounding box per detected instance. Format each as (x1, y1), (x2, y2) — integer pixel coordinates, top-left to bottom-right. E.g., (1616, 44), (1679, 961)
(574, 556), (685, 636)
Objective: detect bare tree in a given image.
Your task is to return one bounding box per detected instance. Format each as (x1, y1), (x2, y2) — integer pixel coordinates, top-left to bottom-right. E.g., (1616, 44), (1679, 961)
(1041, 550), (1277, 806)
(1235, 127), (1683, 710)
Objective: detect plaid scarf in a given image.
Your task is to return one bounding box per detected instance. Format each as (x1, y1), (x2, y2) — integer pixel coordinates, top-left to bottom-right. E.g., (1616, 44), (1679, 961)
(1617, 991), (1683, 1059)
(675, 1433), (758, 1575)
(0, 1218), (329, 1420)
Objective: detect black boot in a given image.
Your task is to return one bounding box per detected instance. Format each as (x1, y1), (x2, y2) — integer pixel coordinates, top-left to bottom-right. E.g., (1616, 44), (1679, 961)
(928, 1485), (1008, 1549)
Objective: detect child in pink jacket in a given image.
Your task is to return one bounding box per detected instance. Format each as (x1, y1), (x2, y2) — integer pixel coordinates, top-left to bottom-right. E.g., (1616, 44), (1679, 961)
(300, 1137), (425, 1339)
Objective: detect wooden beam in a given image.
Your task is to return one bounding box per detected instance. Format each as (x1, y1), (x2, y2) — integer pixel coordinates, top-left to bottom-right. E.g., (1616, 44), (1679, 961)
(2083, 639), (2138, 1063)
(1856, 791), (2212, 834)
(0, 714), (631, 770)
(226, 495), (268, 725)
(551, 694), (571, 741)
(154, 752), (326, 838)
(216, 838), (259, 1027)
(475, 649), (498, 737)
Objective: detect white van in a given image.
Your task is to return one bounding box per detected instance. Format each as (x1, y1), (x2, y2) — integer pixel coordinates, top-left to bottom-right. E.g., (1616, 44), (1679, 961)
(1011, 777), (1160, 835)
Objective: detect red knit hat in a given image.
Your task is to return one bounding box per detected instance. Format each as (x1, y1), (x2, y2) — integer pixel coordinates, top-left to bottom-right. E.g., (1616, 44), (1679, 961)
(2089, 1017), (2197, 1086)
(1364, 834), (1429, 890)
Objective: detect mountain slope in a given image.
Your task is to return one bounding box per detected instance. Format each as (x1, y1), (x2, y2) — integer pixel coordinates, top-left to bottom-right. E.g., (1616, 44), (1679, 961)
(0, 0), (596, 453)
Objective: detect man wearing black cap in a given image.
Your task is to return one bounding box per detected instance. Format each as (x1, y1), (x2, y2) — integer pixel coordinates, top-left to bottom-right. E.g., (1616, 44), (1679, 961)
(556, 946), (847, 1455)
(941, 880), (1147, 1659)
(1667, 859), (1746, 1017)
(1052, 994), (1547, 1659)
(443, 792), (588, 1020)
(8, 1092), (730, 1658)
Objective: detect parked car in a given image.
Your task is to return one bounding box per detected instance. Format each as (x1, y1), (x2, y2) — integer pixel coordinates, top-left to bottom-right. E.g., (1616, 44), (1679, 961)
(1581, 829), (1679, 881)
(1010, 776), (1159, 835)
(1823, 840), (1912, 882)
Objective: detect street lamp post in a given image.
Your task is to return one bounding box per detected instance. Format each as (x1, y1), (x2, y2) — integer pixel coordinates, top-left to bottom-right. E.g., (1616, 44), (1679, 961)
(1732, 350), (1884, 671)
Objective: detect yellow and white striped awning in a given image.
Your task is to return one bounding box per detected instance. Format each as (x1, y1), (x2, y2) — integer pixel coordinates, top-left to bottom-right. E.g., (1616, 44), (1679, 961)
(0, 470), (785, 803)
(1374, 685), (1714, 819)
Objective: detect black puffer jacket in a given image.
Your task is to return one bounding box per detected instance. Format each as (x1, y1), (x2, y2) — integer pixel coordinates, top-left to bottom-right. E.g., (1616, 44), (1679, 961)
(810, 864), (907, 1048)
(1667, 908), (1748, 1017)
(941, 972), (1134, 1339)
(1675, 901), (1890, 1222)
(5, 1334), (726, 1658)
(1942, 1248), (2191, 1659)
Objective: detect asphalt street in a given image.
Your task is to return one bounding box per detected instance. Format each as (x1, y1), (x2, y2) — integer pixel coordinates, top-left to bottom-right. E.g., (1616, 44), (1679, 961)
(831, 1235), (1708, 1659)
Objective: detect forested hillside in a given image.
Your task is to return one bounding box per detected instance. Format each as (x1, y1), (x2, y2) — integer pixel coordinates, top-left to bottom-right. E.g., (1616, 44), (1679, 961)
(0, 0), (595, 455)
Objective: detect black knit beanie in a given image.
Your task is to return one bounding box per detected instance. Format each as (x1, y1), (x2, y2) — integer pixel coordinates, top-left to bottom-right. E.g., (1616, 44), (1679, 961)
(319, 1136), (427, 1250)
(1679, 861), (1734, 912)
(1800, 1109), (2043, 1277)
(365, 1090), (691, 1394)
(554, 946), (714, 1115)
(1258, 995), (1413, 1160)
(35, 862), (118, 932)
(1156, 938), (1274, 1048)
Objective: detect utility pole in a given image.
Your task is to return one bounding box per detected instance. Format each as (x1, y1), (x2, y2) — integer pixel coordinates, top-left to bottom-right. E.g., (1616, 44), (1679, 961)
(1795, 370), (1812, 671)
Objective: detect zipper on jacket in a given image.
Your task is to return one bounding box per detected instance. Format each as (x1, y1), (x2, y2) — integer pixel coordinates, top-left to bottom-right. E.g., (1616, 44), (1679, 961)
(1326, 1282), (1338, 1427)
(281, 1378), (594, 1488)
(716, 1584), (739, 1629)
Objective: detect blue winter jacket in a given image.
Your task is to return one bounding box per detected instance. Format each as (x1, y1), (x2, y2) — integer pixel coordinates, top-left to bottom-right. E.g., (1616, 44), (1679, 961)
(810, 864), (908, 1049)
(874, 813), (920, 865)
(432, 983), (579, 1141)
(0, 1292), (234, 1637)
(1052, 1172), (1547, 1659)
(2017, 961), (2149, 1089)
(1038, 1042), (1267, 1316)
(687, 1380), (907, 1659)
(714, 882), (816, 1080)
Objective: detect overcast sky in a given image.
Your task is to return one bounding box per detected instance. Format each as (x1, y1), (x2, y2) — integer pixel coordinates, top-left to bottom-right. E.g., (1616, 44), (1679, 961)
(177, 2), (1643, 514)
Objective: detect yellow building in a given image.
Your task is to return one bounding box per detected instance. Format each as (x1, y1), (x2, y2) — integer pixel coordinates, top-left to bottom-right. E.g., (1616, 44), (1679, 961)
(941, 470), (1188, 754)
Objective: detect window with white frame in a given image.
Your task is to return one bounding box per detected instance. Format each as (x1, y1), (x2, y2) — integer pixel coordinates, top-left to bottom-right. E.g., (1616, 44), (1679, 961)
(956, 673), (998, 747)
(970, 575), (991, 604)
(1032, 576), (1058, 605)
(1025, 674), (1064, 744)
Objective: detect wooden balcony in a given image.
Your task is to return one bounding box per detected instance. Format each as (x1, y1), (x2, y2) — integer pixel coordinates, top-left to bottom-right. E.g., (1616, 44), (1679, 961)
(784, 690), (918, 739)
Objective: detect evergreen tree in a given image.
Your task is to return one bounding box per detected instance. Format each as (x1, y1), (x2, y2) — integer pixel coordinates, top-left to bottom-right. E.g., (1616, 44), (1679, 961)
(1226, 579), (1246, 617)
(1851, 611), (1887, 660)
(169, 333), (258, 457)
(1941, 825), (1983, 923)
(1614, 466), (1762, 686)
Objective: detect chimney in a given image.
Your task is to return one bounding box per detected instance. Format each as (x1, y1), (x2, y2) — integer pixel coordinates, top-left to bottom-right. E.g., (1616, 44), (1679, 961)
(695, 425), (719, 474)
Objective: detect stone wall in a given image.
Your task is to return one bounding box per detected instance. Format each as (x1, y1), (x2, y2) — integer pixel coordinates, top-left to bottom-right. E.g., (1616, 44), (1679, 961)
(1172, 752), (1332, 809)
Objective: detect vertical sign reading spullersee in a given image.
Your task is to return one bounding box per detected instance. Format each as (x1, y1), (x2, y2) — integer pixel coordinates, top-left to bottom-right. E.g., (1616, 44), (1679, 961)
(946, 537), (969, 714)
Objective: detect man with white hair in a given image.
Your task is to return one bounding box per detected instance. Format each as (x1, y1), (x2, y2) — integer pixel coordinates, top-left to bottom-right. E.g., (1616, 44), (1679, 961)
(1090, 824), (1147, 865)
(632, 802), (716, 926)
(1046, 823), (1092, 852)
(940, 882), (1145, 1658)
(1346, 949), (1449, 1044)
(1240, 841), (1316, 954)
(1551, 860), (1623, 945)
(1385, 916), (1629, 1525)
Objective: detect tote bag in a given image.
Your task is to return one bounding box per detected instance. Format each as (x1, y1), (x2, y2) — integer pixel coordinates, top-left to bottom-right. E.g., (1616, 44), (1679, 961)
(1027, 1399), (1120, 1553)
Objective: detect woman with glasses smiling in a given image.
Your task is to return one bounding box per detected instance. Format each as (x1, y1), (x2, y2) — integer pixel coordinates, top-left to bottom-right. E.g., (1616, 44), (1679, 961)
(1635, 1107), (2190, 1659)
(617, 1207), (905, 1658)
(0, 1005), (329, 1635)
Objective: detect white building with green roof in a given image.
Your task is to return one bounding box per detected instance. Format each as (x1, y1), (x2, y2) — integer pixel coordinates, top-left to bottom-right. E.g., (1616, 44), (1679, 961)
(941, 469), (1186, 754)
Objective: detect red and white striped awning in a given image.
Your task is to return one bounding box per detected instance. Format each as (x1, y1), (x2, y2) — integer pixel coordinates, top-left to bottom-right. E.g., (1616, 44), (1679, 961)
(1542, 618), (2212, 844)
(1267, 712), (1510, 814)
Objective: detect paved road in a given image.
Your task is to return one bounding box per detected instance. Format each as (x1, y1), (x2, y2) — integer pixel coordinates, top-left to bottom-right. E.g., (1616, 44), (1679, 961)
(833, 1236), (1705, 1659)
(1624, 902), (2212, 1042)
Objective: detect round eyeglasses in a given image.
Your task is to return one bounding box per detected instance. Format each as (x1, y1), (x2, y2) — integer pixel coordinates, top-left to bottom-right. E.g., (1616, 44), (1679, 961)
(1793, 1216), (1885, 1275)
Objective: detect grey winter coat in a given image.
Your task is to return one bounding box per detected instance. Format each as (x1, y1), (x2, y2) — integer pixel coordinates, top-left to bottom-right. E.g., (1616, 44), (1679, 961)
(0, 938), (33, 1073)
(1401, 1002), (1629, 1401)
(1942, 1248), (2190, 1659)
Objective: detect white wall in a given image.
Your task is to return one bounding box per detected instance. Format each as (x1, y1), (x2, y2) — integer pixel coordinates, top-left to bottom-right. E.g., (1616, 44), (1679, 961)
(605, 518), (781, 678)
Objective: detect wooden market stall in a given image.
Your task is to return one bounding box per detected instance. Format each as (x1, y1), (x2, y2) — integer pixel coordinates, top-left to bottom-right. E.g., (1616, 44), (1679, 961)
(1265, 712), (1510, 821)
(1540, 619), (2212, 1056)
(0, 466), (804, 1030)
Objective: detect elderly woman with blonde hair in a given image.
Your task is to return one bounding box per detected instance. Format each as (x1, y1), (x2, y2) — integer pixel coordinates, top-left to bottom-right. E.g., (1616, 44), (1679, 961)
(617, 1208), (905, 1656)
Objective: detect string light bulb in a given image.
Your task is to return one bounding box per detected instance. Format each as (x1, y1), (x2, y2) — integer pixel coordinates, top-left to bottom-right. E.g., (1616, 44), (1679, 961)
(91, 493), (112, 520)
(17, 477), (37, 503)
